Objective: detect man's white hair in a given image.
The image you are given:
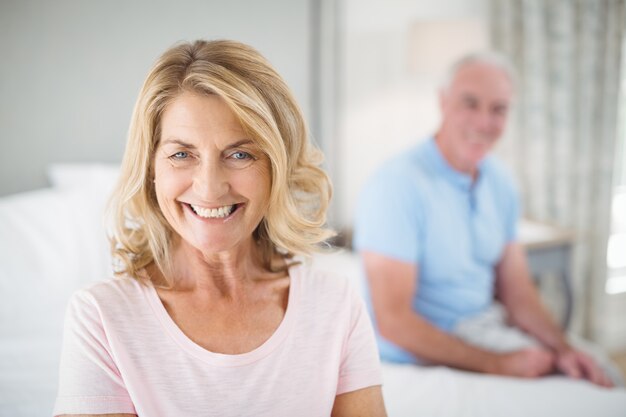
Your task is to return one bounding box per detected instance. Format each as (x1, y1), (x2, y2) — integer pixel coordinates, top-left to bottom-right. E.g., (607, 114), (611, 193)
(440, 51), (517, 92)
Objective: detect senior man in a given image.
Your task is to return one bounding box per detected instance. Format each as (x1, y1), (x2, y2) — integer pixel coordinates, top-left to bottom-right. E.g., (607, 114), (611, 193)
(353, 52), (618, 387)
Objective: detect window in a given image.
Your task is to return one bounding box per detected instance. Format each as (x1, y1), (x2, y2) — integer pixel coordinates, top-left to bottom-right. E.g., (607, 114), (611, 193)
(606, 39), (626, 295)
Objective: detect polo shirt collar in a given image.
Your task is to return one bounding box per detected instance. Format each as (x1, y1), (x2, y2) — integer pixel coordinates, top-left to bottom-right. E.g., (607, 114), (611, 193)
(424, 136), (483, 191)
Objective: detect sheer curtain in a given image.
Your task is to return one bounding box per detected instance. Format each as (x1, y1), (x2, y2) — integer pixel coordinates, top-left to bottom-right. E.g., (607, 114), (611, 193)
(489, 0), (625, 337)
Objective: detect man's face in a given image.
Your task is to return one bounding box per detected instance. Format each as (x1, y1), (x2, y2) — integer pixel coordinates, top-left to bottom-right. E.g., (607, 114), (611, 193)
(438, 62), (513, 173)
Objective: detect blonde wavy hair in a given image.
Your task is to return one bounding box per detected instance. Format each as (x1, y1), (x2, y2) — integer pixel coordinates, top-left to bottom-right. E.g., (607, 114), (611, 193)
(108, 39), (334, 284)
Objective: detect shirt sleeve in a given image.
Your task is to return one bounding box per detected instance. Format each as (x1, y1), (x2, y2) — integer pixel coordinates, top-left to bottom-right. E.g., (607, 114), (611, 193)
(353, 165), (424, 263)
(336, 285), (383, 395)
(53, 290), (136, 416)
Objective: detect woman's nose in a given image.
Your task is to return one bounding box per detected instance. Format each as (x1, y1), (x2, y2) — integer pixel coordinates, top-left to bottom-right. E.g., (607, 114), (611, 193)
(192, 163), (229, 201)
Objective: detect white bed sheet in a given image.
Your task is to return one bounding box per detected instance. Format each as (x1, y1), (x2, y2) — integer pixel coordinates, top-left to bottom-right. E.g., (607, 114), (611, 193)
(382, 363), (626, 417)
(0, 338), (60, 416)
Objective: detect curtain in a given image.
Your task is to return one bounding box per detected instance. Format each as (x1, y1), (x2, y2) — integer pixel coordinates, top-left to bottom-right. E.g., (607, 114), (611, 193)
(489, 0), (625, 337)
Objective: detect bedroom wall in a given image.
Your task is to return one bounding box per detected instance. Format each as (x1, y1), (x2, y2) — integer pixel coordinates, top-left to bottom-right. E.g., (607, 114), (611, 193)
(0, 0), (312, 196)
(331, 0), (489, 227)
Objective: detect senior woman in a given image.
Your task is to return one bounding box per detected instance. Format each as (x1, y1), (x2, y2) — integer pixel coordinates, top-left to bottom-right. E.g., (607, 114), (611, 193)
(54, 40), (385, 417)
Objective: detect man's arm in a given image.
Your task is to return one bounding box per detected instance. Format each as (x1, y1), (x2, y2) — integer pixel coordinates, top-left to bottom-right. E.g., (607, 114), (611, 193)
(363, 250), (554, 377)
(495, 242), (613, 387)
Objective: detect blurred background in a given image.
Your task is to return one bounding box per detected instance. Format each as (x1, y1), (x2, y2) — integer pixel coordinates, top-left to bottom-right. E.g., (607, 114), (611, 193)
(1, 0), (626, 395)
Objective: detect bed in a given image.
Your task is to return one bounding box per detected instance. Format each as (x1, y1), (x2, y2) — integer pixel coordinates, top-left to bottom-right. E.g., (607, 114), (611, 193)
(1, 165), (625, 416)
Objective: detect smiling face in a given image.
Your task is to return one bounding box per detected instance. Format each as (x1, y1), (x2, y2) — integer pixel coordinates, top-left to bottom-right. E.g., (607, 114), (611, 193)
(437, 61), (513, 176)
(153, 91), (271, 255)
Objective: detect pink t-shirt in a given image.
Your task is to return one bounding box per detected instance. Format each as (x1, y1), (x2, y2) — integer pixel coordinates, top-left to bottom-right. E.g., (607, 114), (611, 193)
(53, 263), (382, 416)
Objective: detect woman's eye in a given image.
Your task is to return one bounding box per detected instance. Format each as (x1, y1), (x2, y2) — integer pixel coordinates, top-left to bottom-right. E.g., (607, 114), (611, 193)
(231, 151), (251, 160)
(225, 150), (256, 169)
(171, 151), (188, 160)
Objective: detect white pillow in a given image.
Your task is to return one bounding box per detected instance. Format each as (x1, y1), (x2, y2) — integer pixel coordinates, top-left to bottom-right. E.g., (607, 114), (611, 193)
(0, 187), (112, 339)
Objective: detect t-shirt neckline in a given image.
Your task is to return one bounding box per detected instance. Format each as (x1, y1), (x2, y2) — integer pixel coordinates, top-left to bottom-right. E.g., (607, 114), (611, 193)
(143, 263), (301, 367)
(425, 136), (485, 190)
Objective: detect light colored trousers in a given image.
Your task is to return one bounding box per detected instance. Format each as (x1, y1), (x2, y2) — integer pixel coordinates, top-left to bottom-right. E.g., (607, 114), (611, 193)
(452, 304), (625, 386)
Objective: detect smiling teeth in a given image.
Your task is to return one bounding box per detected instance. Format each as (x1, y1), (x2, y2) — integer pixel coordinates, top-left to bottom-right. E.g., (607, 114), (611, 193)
(190, 204), (235, 219)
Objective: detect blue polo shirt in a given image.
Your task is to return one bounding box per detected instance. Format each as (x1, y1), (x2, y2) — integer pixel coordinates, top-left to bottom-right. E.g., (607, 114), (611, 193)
(353, 137), (519, 364)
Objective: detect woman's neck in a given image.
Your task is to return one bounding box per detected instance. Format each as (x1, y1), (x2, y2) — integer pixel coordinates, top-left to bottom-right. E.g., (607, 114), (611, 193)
(154, 237), (286, 298)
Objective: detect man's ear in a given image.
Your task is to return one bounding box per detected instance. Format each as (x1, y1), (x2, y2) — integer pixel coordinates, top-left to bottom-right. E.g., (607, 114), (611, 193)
(438, 88), (447, 113)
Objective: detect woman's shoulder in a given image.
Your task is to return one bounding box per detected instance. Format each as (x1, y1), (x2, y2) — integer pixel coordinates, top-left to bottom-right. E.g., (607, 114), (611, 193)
(288, 255), (371, 335)
(69, 276), (149, 313)
(77, 275), (144, 295)
(291, 255), (362, 303)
